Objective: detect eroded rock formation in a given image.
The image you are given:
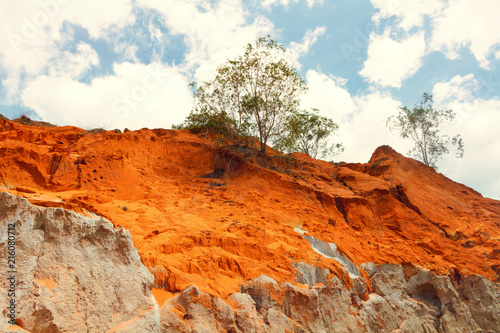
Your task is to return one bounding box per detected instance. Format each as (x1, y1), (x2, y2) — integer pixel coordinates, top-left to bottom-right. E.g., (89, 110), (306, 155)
(1, 117), (500, 332)
(157, 236), (500, 332)
(0, 192), (158, 332)
(2, 191), (499, 332)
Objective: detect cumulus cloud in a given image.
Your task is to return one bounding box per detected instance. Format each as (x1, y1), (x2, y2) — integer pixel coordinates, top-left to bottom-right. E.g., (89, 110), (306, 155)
(287, 26), (326, 70)
(261, 0), (323, 10)
(370, 0), (500, 70)
(21, 62), (192, 130)
(0, 0), (134, 98)
(430, 0), (500, 69)
(137, 0), (274, 82)
(371, 0), (445, 30)
(432, 74), (478, 106)
(336, 92), (409, 163)
(300, 70), (355, 121)
(360, 30), (426, 88)
(302, 71), (408, 163)
(437, 97), (500, 199)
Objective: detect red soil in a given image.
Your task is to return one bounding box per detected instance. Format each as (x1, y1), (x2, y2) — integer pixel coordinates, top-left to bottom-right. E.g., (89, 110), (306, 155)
(1, 117), (499, 300)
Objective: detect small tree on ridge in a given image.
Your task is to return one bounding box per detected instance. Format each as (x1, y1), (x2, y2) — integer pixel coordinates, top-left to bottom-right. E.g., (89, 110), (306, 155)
(187, 37), (307, 153)
(387, 93), (464, 168)
(179, 36), (344, 159)
(274, 108), (344, 159)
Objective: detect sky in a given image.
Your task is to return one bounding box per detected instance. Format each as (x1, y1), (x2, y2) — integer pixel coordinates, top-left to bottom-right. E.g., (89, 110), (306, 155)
(0, 0), (499, 200)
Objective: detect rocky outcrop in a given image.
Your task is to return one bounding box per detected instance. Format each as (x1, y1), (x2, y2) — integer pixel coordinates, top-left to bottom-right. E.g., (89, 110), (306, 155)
(1, 117), (500, 332)
(1, 117), (500, 298)
(158, 265), (500, 333)
(1, 192), (499, 332)
(0, 192), (158, 332)
(157, 232), (500, 332)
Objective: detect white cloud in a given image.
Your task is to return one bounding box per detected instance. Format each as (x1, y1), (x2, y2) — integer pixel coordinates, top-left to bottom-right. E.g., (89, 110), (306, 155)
(58, 0), (135, 39)
(0, 0), (135, 99)
(21, 62), (192, 130)
(299, 74), (407, 164)
(114, 42), (139, 63)
(430, 0), (500, 69)
(336, 91), (409, 163)
(148, 21), (164, 43)
(370, 0), (500, 69)
(360, 30), (426, 88)
(137, 0), (274, 83)
(261, 0), (323, 10)
(371, 0), (445, 30)
(301, 70), (355, 121)
(432, 74), (478, 106)
(437, 97), (500, 199)
(51, 42), (100, 78)
(287, 26), (326, 70)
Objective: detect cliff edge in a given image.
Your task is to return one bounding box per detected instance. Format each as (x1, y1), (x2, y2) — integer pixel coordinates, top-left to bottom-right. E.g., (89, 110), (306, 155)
(1, 117), (499, 332)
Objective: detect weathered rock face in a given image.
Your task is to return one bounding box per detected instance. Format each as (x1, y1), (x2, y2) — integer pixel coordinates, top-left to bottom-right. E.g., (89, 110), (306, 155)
(158, 266), (500, 333)
(1, 193), (500, 333)
(0, 192), (158, 332)
(1, 117), (500, 332)
(1, 117), (499, 300)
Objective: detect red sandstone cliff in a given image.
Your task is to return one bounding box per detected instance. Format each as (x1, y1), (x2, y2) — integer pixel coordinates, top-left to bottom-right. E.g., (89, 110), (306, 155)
(1, 117), (499, 332)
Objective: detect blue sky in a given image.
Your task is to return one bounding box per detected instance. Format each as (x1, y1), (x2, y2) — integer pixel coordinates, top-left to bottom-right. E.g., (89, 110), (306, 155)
(0, 0), (499, 199)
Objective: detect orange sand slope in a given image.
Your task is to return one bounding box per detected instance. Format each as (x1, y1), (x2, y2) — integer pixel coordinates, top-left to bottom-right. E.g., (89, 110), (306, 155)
(1, 117), (499, 299)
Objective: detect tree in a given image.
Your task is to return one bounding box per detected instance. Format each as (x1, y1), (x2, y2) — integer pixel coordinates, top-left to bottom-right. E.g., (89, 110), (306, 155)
(274, 109), (343, 159)
(172, 102), (234, 138)
(186, 37), (307, 153)
(386, 93), (464, 168)
(184, 70), (251, 145)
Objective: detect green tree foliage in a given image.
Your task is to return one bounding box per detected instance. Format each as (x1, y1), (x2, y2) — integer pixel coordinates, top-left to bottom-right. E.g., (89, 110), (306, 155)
(387, 93), (464, 168)
(185, 74), (252, 145)
(178, 36), (343, 157)
(172, 95), (235, 138)
(274, 109), (343, 159)
(240, 38), (307, 153)
(183, 37), (308, 153)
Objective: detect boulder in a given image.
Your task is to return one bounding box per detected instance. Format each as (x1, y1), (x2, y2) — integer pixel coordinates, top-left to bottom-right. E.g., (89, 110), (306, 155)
(0, 192), (158, 332)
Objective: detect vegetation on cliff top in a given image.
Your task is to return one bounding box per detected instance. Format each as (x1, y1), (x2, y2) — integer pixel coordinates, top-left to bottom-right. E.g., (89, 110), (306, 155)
(174, 37), (342, 158)
(387, 93), (464, 168)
